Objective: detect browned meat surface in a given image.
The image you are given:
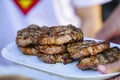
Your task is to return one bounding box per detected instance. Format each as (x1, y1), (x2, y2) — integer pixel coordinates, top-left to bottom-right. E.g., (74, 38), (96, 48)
(39, 24), (83, 45)
(67, 40), (110, 60)
(16, 24), (49, 47)
(37, 53), (73, 64)
(37, 45), (67, 54)
(19, 45), (39, 55)
(77, 47), (120, 70)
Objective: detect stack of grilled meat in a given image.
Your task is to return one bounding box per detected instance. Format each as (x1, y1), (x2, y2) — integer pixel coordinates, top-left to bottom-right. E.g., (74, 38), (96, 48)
(16, 24), (120, 70)
(16, 24), (83, 64)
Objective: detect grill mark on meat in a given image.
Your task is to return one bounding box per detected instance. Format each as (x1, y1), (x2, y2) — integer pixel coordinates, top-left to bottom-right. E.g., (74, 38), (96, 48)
(16, 24), (49, 47)
(37, 45), (67, 54)
(77, 47), (120, 70)
(39, 24), (83, 45)
(37, 53), (73, 64)
(67, 40), (110, 60)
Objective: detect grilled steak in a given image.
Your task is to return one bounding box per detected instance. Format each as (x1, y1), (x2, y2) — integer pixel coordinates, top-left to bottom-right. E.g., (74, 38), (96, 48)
(39, 24), (83, 45)
(37, 53), (73, 64)
(16, 24), (49, 47)
(77, 47), (120, 70)
(67, 40), (110, 60)
(37, 45), (67, 54)
(19, 45), (39, 55)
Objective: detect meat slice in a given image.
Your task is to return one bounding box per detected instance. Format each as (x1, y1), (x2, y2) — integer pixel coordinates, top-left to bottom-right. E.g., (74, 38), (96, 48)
(16, 24), (49, 47)
(39, 24), (83, 45)
(37, 45), (67, 54)
(18, 45), (39, 55)
(37, 53), (73, 64)
(67, 40), (110, 60)
(77, 47), (120, 70)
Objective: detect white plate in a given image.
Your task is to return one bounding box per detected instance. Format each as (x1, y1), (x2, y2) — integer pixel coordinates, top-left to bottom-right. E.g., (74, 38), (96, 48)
(1, 37), (120, 80)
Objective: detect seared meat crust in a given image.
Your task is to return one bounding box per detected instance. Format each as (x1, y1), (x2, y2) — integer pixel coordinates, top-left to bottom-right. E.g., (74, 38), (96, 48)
(37, 45), (67, 54)
(67, 40), (110, 59)
(16, 24), (49, 47)
(37, 53), (73, 64)
(39, 24), (83, 45)
(19, 45), (39, 55)
(77, 47), (120, 70)
(19, 46), (73, 64)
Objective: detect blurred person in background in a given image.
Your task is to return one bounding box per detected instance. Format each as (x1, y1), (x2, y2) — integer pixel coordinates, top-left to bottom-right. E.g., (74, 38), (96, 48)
(2, 0), (120, 80)
(96, 0), (120, 44)
(0, 0), (110, 52)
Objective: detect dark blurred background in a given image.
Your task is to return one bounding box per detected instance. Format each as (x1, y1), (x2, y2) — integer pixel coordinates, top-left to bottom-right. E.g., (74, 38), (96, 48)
(102, 0), (120, 21)
(102, 0), (120, 43)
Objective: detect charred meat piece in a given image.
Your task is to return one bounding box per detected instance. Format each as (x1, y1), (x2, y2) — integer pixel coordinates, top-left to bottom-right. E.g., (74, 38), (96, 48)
(67, 40), (110, 60)
(16, 24), (49, 47)
(77, 47), (120, 70)
(37, 45), (67, 54)
(19, 45), (39, 55)
(39, 24), (83, 45)
(37, 53), (73, 64)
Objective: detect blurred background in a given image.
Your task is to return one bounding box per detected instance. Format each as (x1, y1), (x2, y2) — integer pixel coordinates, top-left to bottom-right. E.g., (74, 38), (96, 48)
(102, 0), (120, 43)
(102, 0), (120, 21)
(0, 0), (120, 80)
